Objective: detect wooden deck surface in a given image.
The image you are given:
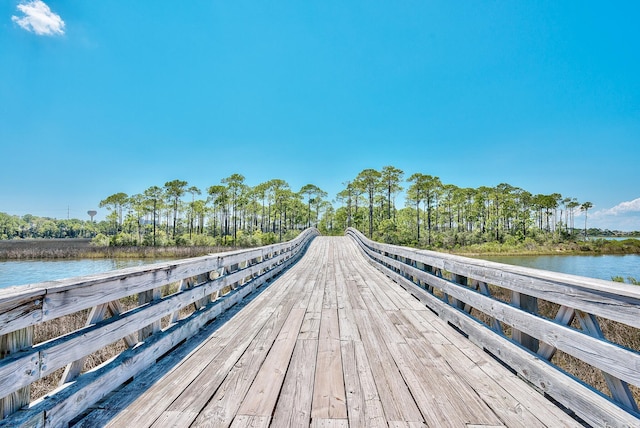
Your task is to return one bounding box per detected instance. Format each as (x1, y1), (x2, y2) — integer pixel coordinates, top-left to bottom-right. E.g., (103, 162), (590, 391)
(77, 237), (582, 428)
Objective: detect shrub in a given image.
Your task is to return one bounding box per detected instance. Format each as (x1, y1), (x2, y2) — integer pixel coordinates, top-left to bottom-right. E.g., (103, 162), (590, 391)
(261, 232), (278, 245)
(236, 230), (260, 247)
(375, 220), (400, 245)
(111, 232), (137, 246)
(90, 233), (110, 247)
(190, 234), (217, 246)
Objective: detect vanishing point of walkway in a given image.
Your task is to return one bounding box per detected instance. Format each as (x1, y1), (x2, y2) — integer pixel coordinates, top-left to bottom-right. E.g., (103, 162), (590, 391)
(78, 236), (581, 427)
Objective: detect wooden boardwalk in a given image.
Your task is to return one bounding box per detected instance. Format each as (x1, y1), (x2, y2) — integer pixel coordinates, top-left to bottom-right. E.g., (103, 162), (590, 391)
(77, 237), (581, 427)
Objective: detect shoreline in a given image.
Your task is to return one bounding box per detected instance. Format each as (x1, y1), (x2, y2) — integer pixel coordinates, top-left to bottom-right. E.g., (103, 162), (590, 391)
(0, 239), (234, 260)
(446, 239), (640, 257)
(1, 237), (639, 260)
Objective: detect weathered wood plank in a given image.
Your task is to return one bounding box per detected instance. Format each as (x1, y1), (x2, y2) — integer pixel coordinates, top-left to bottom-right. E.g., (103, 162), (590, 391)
(312, 308), (347, 420)
(0, 290), (44, 336)
(299, 311), (321, 340)
(270, 339), (318, 426)
(0, 326), (33, 420)
(0, 345), (39, 403)
(374, 262), (640, 428)
(2, 231), (319, 428)
(387, 423), (427, 428)
(353, 234), (640, 391)
(76, 261), (299, 428)
(149, 264), (313, 428)
(322, 242), (339, 310)
(395, 338), (505, 427)
(22, 289), (246, 428)
(229, 415), (270, 428)
(349, 307), (423, 423)
(310, 418), (349, 427)
(345, 256), (503, 426)
(106, 303), (270, 427)
(432, 338), (577, 427)
(340, 340), (387, 428)
(59, 302), (110, 385)
(347, 228), (640, 327)
(456, 349), (581, 427)
(186, 265), (316, 428)
(237, 308), (306, 416)
(32, 233), (638, 428)
(352, 280), (405, 345)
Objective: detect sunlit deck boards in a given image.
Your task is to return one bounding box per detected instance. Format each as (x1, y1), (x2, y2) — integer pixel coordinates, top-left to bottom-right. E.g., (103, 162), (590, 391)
(77, 237), (581, 428)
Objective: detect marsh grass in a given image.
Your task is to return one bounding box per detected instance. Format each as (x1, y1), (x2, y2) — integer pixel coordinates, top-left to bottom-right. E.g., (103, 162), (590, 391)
(0, 239), (231, 260)
(28, 280), (198, 401)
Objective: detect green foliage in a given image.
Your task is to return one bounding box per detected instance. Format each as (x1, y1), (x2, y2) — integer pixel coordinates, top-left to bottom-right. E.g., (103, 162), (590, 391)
(39, 173), (327, 248)
(337, 167), (639, 255)
(236, 230), (265, 247)
(111, 232), (137, 246)
(261, 232), (278, 245)
(0, 212), (99, 240)
(283, 229), (301, 241)
(7, 165), (639, 256)
(91, 233), (110, 247)
(374, 219), (400, 244)
(612, 276), (639, 285)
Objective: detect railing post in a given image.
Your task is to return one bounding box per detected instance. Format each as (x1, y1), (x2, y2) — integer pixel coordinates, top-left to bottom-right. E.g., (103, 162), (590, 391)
(138, 287), (162, 341)
(451, 274), (468, 311)
(475, 281), (502, 333)
(576, 311), (638, 412)
(0, 326), (33, 419)
(511, 291), (539, 352)
(60, 303), (110, 385)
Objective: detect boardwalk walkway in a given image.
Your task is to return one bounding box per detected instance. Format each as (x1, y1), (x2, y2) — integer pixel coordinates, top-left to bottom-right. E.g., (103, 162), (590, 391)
(77, 236), (581, 427)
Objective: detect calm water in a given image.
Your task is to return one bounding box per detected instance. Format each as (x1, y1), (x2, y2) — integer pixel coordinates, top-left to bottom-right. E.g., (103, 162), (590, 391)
(477, 254), (640, 282)
(0, 259), (171, 289)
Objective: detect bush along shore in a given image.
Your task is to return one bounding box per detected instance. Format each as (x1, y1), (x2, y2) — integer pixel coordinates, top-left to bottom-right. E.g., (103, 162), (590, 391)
(448, 237), (640, 256)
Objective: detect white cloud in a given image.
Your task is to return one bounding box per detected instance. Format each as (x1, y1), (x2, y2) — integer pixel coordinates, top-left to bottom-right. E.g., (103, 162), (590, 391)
(587, 198), (640, 231)
(11, 0), (65, 36)
(596, 198), (640, 217)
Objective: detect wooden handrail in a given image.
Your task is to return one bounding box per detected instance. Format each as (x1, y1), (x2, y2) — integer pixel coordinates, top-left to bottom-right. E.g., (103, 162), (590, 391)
(346, 227), (640, 427)
(0, 228), (319, 426)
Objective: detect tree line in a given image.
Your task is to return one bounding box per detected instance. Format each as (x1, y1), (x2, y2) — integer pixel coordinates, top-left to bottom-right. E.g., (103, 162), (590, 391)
(93, 167), (606, 248)
(332, 166), (598, 248)
(3, 166), (635, 248)
(95, 175), (330, 247)
(0, 213), (99, 240)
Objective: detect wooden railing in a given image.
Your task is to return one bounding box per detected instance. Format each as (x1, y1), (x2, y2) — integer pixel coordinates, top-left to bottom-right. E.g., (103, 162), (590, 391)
(0, 228), (318, 427)
(347, 227), (640, 428)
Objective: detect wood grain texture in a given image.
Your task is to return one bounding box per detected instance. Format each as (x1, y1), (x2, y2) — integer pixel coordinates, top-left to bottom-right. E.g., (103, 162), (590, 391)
(270, 339), (318, 427)
(347, 228), (640, 327)
(311, 308), (347, 420)
(0, 229), (318, 426)
(359, 241), (640, 427)
(37, 234), (613, 428)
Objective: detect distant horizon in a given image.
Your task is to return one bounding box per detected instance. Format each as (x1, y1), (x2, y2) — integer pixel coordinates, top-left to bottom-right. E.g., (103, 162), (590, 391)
(2, 2), (639, 232)
(2, 170), (640, 233)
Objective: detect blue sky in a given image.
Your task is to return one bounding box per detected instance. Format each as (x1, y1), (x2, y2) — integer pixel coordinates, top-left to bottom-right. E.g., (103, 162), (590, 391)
(1, 1), (639, 230)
